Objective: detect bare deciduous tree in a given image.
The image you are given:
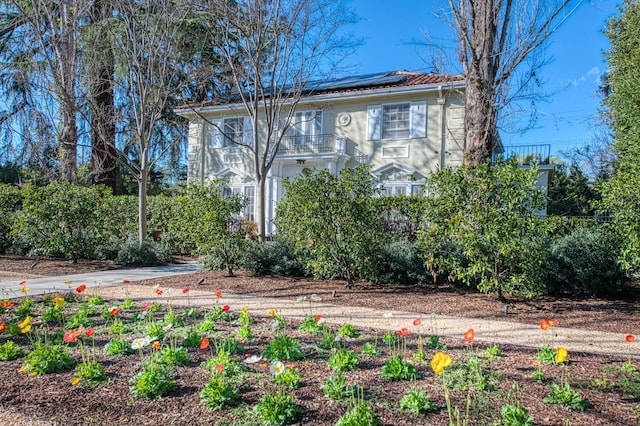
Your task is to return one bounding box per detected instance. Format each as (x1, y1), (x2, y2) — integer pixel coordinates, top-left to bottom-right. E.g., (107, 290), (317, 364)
(12, 0), (91, 182)
(110, 0), (188, 243)
(443, 0), (583, 164)
(195, 0), (358, 239)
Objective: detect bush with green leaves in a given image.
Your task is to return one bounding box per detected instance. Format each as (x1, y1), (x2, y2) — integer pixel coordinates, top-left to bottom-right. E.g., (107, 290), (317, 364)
(273, 365), (303, 390)
(153, 346), (191, 367)
(253, 391), (303, 426)
(546, 226), (629, 296)
(115, 237), (172, 266)
(335, 402), (382, 426)
(496, 404), (535, 426)
(445, 356), (500, 392)
(419, 160), (548, 299)
(130, 361), (176, 400)
(297, 315), (327, 335)
(261, 334), (305, 361)
(0, 340), (24, 361)
(328, 348), (360, 373)
(74, 360), (108, 387)
(381, 355), (417, 381)
(22, 343), (75, 375)
(199, 375), (240, 411)
(371, 237), (429, 284)
(399, 389), (438, 415)
(275, 166), (385, 288)
(171, 183), (248, 276)
(337, 323), (360, 339)
(321, 373), (355, 400)
(543, 382), (588, 411)
(104, 338), (133, 356)
(0, 183), (21, 254)
(10, 182), (112, 261)
(244, 240), (308, 277)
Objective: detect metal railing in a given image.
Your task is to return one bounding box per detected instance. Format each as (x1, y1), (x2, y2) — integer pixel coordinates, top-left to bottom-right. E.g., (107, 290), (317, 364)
(492, 144), (551, 165)
(277, 134), (336, 155)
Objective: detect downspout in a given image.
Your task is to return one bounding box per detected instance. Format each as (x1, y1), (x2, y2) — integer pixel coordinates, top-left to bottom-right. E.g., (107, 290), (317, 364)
(200, 121), (206, 187)
(438, 85), (446, 169)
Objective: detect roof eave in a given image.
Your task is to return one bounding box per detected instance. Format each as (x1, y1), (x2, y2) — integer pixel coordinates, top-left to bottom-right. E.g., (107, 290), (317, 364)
(175, 79), (466, 116)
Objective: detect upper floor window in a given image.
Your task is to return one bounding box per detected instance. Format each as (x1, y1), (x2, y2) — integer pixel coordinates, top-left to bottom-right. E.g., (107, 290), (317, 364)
(367, 101), (426, 141)
(211, 116), (253, 148)
(223, 118), (243, 147)
(289, 110), (322, 144)
(382, 104), (410, 139)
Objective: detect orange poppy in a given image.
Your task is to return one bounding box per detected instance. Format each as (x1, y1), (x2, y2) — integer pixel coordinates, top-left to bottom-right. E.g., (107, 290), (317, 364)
(549, 319), (558, 327)
(152, 341), (161, 350)
(200, 337), (210, 350)
(75, 284), (87, 293)
(182, 288), (190, 294)
(539, 319), (550, 330)
(85, 328), (95, 337)
(214, 290), (222, 298)
(0, 322), (6, 332)
(215, 364), (224, 373)
(626, 334), (635, 343)
(123, 279), (131, 285)
(397, 328), (410, 337)
(413, 318), (421, 326)
(463, 328), (475, 342)
(0, 300), (13, 308)
(154, 288), (163, 296)
(109, 307), (122, 316)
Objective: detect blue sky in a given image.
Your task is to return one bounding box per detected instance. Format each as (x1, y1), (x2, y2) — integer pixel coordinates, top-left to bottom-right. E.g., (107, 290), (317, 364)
(343, 0), (617, 157)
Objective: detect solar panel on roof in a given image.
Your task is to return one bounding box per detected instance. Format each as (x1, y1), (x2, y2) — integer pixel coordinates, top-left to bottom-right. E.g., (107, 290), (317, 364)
(303, 72), (405, 92)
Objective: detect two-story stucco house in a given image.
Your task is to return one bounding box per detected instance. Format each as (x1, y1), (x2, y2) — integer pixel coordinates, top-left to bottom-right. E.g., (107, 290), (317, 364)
(176, 70), (475, 235)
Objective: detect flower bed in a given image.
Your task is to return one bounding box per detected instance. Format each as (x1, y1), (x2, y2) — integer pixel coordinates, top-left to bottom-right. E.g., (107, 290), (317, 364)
(0, 284), (639, 425)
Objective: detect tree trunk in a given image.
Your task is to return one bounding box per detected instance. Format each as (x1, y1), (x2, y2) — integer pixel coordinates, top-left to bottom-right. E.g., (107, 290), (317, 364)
(256, 172), (267, 241)
(138, 166), (149, 245)
(90, 0), (117, 193)
(59, 114), (78, 183)
(463, 73), (498, 165)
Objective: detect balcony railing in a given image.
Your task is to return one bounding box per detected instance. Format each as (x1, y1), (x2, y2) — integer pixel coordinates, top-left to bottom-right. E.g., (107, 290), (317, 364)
(492, 144), (551, 165)
(277, 134), (337, 156)
(276, 134), (368, 165)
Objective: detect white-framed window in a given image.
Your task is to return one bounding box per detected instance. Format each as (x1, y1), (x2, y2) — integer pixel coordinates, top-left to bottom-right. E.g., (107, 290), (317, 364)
(382, 103), (410, 139)
(289, 110), (322, 144)
(367, 101), (427, 140)
(223, 185), (255, 221)
(379, 183), (426, 196)
(212, 117), (253, 148)
(223, 118), (243, 147)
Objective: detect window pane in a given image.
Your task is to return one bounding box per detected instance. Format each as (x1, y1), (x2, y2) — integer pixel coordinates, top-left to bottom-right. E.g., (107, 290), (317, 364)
(223, 118), (243, 147)
(382, 104), (410, 139)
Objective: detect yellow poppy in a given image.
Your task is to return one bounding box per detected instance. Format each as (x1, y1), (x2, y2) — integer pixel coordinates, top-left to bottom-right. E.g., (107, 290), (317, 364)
(431, 351), (452, 375)
(71, 377), (81, 385)
(555, 347), (569, 364)
(18, 316), (31, 329)
(20, 324), (32, 333)
(52, 297), (65, 306)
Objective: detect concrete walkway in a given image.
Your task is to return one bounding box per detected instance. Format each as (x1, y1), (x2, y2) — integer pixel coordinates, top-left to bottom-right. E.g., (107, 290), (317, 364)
(1, 263), (636, 360)
(0, 262), (204, 298)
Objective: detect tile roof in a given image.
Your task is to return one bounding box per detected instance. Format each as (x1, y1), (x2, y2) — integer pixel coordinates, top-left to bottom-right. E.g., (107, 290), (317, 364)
(176, 70), (464, 110)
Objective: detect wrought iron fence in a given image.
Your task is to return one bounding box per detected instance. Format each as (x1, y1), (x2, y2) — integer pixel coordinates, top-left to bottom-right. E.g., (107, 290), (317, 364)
(492, 144), (551, 165)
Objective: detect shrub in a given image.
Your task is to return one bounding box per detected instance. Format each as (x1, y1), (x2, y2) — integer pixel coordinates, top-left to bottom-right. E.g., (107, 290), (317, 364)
(244, 240), (308, 277)
(419, 160), (548, 299)
(0, 183), (21, 254)
(546, 226), (629, 296)
(370, 238), (429, 284)
(261, 334), (305, 361)
(200, 376), (240, 411)
(115, 237), (172, 266)
(10, 182), (112, 261)
(130, 361), (176, 400)
(275, 166), (385, 288)
(254, 391), (303, 426)
(22, 343), (74, 375)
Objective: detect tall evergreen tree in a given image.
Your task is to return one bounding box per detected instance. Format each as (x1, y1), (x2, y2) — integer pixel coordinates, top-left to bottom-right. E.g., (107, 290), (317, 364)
(599, 0), (640, 270)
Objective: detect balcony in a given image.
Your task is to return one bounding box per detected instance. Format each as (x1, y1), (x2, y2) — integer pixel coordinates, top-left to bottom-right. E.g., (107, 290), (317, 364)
(492, 144), (551, 165)
(276, 134), (367, 165)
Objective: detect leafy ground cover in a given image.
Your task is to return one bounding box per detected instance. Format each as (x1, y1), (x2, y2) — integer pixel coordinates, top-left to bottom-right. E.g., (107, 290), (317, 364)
(0, 256), (639, 425)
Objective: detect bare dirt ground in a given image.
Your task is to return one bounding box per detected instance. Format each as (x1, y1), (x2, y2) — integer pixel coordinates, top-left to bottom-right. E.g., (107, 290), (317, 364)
(1, 255), (640, 425)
